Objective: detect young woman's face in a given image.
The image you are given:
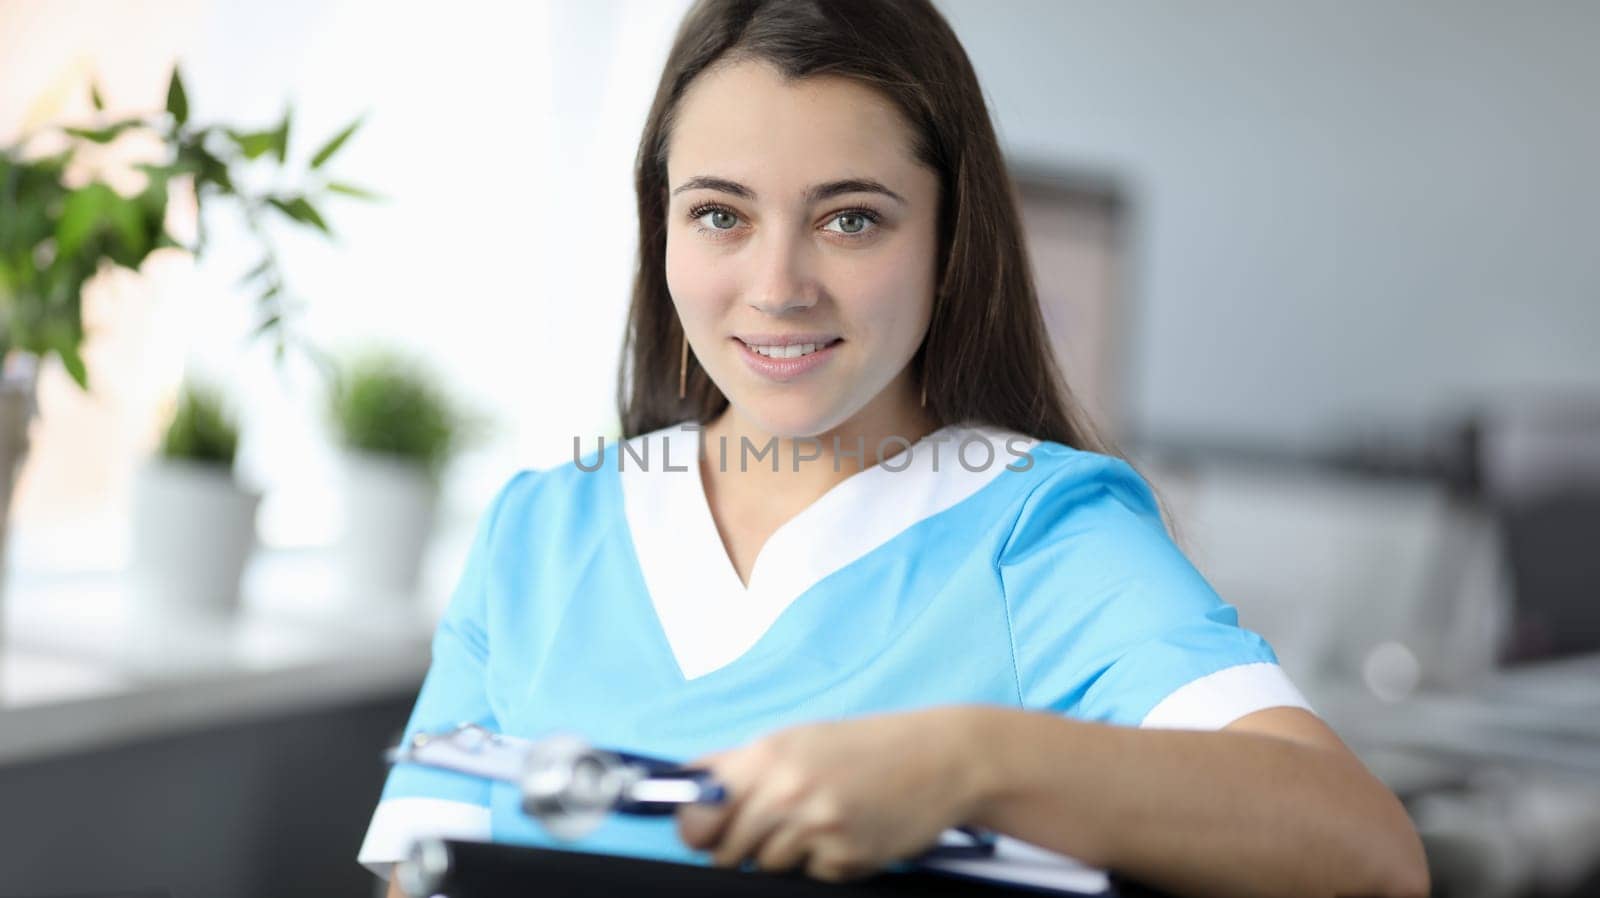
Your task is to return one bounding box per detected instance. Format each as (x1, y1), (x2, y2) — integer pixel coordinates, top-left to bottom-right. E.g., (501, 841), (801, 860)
(664, 59), (941, 439)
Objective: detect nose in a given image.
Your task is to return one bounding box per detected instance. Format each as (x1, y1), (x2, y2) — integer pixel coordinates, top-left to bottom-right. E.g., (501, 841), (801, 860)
(747, 226), (819, 317)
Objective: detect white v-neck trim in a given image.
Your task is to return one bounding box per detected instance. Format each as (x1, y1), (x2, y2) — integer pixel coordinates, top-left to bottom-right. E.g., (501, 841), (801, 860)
(619, 421), (1038, 680)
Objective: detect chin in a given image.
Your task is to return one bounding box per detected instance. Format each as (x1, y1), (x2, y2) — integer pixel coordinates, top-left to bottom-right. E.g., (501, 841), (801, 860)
(725, 395), (849, 441)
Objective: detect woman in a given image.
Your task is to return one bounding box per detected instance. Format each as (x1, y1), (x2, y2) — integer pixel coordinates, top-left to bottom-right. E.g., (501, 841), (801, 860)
(362, 1), (1430, 895)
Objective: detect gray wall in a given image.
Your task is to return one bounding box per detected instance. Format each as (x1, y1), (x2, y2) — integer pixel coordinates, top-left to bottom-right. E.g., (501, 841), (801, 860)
(939, 0), (1600, 452)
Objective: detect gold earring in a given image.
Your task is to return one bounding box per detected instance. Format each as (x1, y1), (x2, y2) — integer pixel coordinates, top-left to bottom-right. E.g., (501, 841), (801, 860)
(678, 332), (688, 400)
(920, 375), (927, 408)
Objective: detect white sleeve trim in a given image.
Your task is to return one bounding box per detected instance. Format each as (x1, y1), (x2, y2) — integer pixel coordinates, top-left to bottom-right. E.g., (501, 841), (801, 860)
(1139, 661), (1314, 730)
(357, 796), (493, 880)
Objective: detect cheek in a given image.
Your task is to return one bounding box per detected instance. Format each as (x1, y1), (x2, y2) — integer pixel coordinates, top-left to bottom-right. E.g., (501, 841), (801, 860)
(664, 232), (724, 325)
(840, 245), (936, 350)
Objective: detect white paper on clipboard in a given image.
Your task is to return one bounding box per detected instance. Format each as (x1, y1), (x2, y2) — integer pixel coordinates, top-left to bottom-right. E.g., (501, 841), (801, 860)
(916, 833), (1113, 896)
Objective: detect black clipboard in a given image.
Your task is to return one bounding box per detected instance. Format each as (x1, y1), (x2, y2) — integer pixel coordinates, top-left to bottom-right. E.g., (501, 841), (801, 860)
(398, 838), (1177, 897)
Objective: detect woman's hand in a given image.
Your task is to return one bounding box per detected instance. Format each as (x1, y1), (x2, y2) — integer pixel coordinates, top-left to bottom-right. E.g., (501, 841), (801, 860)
(674, 706), (989, 883)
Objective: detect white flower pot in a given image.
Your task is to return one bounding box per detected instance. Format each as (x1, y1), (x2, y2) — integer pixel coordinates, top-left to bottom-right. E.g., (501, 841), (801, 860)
(130, 458), (261, 617)
(338, 450), (439, 606)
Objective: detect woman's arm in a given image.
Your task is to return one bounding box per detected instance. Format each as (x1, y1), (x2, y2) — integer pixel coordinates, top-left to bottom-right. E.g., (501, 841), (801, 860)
(676, 703), (1427, 893)
(955, 705), (1430, 898)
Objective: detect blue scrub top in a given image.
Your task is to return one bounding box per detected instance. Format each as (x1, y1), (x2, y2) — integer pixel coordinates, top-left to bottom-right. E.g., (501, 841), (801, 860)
(359, 420), (1309, 875)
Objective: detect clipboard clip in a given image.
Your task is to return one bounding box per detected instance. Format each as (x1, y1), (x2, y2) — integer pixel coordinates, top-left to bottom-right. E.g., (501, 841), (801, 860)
(389, 722), (725, 840)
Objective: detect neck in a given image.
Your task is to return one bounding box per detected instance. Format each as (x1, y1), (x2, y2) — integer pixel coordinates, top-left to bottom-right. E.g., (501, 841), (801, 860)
(699, 385), (940, 498)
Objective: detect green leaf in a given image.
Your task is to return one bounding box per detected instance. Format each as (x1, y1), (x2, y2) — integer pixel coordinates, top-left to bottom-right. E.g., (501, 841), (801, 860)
(159, 380), (239, 466)
(225, 128), (279, 160)
(273, 107), (292, 164)
(103, 191), (150, 265)
(135, 161), (185, 180)
(166, 67), (189, 128)
(328, 350), (470, 476)
(250, 313), (282, 339)
(19, 148), (74, 181)
(237, 256), (274, 287)
(136, 174), (169, 239)
(90, 81), (106, 111)
(56, 183), (116, 258)
(64, 126), (115, 143)
(310, 116), (362, 169)
(267, 196), (330, 234)
(59, 345), (89, 389)
(52, 182), (153, 270)
(48, 326), (89, 389)
(64, 119), (142, 144)
(325, 181), (382, 201)
(179, 137), (235, 193)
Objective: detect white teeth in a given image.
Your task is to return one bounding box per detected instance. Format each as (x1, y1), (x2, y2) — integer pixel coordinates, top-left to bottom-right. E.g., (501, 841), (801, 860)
(747, 341), (827, 358)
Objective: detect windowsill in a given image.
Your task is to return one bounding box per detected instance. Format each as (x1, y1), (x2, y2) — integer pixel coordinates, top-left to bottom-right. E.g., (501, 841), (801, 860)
(0, 543), (460, 765)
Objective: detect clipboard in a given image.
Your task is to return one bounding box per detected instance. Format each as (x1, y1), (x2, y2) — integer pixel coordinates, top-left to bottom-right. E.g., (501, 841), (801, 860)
(387, 724), (1118, 896)
(397, 838), (1127, 897)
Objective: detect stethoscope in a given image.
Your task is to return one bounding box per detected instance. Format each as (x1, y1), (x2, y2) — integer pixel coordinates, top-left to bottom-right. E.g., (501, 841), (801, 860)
(390, 722), (998, 855)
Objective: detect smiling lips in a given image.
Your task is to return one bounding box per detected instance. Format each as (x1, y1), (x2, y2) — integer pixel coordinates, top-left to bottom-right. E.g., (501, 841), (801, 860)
(733, 335), (843, 381)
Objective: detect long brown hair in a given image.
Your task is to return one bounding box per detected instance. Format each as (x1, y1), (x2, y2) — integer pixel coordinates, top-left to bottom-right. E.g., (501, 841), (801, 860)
(617, 0), (1110, 456)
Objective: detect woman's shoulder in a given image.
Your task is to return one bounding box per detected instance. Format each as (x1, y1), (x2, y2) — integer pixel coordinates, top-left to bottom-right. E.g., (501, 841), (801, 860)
(964, 424), (1158, 518)
(972, 428), (1170, 560)
(474, 436), (638, 532)
(988, 433), (1228, 641)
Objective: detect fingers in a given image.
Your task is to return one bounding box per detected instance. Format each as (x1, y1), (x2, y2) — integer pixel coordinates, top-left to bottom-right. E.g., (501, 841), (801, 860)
(711, 801), (787, 869)
(675, 750), (744, 850)
(753, 822), (811, 873)
(675, 801), (730, 852)
(680, 788), (879, 882)
(806, 852), (876, 884)
(676, 735), (874, 879)
(680, 755), (793, 870)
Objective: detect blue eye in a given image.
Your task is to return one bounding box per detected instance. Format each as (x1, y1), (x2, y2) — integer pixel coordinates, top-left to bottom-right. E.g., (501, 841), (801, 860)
(825, 210), (880, 236)
(832, 211), (870, 235)
(684, 203), (884, 240)
(688, 203), (740, 232)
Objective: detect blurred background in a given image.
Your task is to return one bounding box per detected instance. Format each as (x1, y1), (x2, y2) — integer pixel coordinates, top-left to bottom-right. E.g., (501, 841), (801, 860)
(1, 1), (1597, 896)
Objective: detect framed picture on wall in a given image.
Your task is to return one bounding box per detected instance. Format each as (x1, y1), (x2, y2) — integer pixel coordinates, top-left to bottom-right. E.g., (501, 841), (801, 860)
(1008, 162), (1130, 444)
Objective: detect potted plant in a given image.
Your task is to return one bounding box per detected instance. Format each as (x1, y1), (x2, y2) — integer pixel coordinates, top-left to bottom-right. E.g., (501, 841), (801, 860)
(0, 66), (373, 634)
(130, 380), (258, 616)
(327, 350), (473, 605)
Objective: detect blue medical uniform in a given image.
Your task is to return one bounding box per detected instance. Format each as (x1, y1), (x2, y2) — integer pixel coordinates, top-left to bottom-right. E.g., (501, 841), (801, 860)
(358, 421), (1310, 875)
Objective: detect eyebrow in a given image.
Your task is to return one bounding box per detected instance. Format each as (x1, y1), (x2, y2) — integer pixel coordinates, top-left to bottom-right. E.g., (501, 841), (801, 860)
(670, 176), (907, 206)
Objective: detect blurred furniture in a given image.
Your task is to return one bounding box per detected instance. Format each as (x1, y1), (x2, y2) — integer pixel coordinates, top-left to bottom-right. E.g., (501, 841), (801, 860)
(0, 686), (417, 898)
(0, 546), (439, 898)
(1136, 393), (1600, 898)
(1471, 397), (1600, 665)
(1133, 453), (1501, 692)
